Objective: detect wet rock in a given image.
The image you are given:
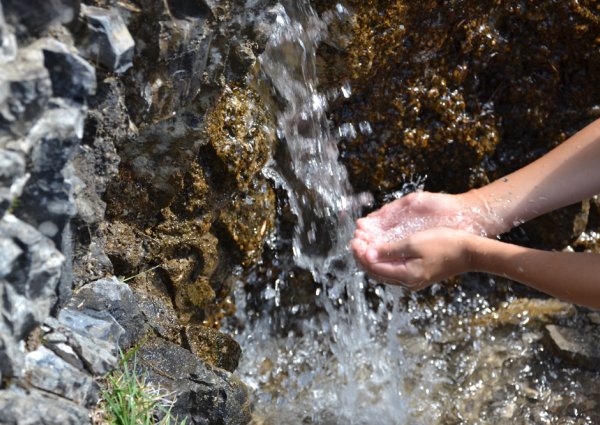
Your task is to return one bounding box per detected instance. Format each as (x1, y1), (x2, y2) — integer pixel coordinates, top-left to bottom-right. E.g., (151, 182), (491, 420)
(184, 325), (242, 372)
(2, 0), (79, 37)
(24, 345), (99, 405)
(41, 40), (97, 100)
(0, 387), (90, 425)
(67, 277), (145, 349)
(139, 338), (252, 425)
(79, 5), (135, 74)
(471, 298), (576, 327)
(543, 324), (600, 370)
(0, 215), (64, 342)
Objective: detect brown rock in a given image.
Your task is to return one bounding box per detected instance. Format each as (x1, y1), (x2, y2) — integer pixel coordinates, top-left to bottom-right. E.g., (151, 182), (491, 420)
(183, 325), (242, 372)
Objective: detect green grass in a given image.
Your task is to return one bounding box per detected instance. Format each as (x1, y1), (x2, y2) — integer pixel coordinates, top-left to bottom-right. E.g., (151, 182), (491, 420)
(101, 348), (186, 425)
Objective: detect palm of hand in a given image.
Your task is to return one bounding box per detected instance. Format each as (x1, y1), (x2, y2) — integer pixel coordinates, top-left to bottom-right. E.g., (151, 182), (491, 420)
(355, 191), (484, 245)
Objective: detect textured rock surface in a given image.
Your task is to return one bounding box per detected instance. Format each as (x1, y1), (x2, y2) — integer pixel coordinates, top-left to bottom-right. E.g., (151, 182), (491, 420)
(140, 337), (252, 425)
(318, 0), (600, 251)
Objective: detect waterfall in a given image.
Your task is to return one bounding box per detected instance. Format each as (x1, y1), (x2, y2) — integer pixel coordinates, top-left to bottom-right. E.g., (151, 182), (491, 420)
(228, 2), (420, 423)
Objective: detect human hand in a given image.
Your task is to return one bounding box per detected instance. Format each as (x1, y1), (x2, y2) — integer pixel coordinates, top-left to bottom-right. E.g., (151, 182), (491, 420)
(351, 227), (476, 290)
(355, 191), (498, 245)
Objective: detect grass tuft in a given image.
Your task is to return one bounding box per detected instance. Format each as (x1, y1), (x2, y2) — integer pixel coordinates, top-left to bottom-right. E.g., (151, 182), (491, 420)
(101, 347), (186, 425)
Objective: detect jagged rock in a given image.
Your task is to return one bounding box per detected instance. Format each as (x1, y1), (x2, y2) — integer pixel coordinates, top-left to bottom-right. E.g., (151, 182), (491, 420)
(184, 325), (242, 372)
(2, 0), (79, 37)
(0, 215), (64, 341)
(0, 150), (27, 218)
(52, 309), (121, 375)
(543, 324), (600, 370)
(0, 333), (22, 383)
(0, 2), (17, 64)
(41, 39), (97, 100)
(17, 99), (85, 231)
(58, 308), (123, 349)
(0, 45), (51, 143)
(67, 277), (146, 349)
(79, 5), (135, 74)
(139, 338), (252, 425)
(24, 345), (99, 406)
(0, 387), (90, 425)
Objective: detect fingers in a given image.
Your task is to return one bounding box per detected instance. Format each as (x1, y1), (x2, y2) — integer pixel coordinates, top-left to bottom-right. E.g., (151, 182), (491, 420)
(365, 240), (412, 263)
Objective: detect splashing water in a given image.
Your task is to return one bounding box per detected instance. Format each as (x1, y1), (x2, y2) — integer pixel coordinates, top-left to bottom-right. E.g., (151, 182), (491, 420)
(226, 2), (600, 424)
(228, 2), (420, 423)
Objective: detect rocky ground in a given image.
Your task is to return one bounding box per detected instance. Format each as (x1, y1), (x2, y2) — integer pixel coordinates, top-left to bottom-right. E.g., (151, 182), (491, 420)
(0, 0), (278, 423)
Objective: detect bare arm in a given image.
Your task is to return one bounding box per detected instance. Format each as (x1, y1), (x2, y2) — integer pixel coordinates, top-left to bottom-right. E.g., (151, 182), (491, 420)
(468, 235), (600, 308)
(463, 118), (600, 235)
(354, 229), (600, 309)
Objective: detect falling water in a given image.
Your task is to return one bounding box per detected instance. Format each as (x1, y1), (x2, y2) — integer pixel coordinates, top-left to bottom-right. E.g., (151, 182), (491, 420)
(226, 2), (600, 424)
(229, 2), (417, 423)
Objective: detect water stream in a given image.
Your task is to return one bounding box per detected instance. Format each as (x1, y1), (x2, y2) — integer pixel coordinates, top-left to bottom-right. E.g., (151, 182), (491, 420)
(226, 2), (600, 424)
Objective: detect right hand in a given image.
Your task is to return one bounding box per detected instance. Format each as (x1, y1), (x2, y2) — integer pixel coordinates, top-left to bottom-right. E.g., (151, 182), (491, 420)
(355, 191), (498, 245)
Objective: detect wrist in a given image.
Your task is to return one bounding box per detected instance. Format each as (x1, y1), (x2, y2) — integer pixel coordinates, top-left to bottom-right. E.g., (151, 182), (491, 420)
(459, 188), (509, 236)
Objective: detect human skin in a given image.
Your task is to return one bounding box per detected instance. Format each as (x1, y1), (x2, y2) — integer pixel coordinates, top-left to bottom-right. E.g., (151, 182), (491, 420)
(351, 118), (600, 308)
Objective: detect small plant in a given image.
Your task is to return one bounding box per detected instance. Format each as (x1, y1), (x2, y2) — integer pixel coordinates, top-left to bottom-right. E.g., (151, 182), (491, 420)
(101, 347), (186, 425)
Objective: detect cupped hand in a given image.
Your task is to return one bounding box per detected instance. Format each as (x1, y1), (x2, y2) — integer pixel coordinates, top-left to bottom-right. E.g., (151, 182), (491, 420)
(355, 191), (499, 244)
(351, 227), (477, 290)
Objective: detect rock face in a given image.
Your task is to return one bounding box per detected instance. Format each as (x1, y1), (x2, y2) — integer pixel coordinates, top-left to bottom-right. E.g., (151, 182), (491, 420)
(0, 0), (276, 423)
(318, 0), (600, 251)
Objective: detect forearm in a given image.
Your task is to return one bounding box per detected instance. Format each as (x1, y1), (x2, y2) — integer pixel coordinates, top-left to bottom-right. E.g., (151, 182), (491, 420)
(468, 235), (600, 309)
(463, 118), (600, 235)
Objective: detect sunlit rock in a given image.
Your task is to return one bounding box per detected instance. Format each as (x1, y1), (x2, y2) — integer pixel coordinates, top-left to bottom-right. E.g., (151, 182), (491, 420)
(79, 5), (135, 74)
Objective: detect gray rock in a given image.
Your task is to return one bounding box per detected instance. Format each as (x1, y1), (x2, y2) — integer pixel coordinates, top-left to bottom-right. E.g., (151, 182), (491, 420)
(17, 99), (85, 237)
(543, 324), (600, 370)
(0, 2), (17, 64)
(41, 40), (97, 100)
(0, 45), (52, 143)
(0, 150), (28, 218)
(58, 307), (124, 349)
(24, 345), (99, 406)
(2, 0), (79, 37)
(41, 309), (122, 376)
(0, 214), (64, 341)
(139, 338), (252, 425)
(0, 333), (23, 383)
(68, 277), (146, 348)
(0, 387), (90, 425)
(79, 5), (135, 74)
